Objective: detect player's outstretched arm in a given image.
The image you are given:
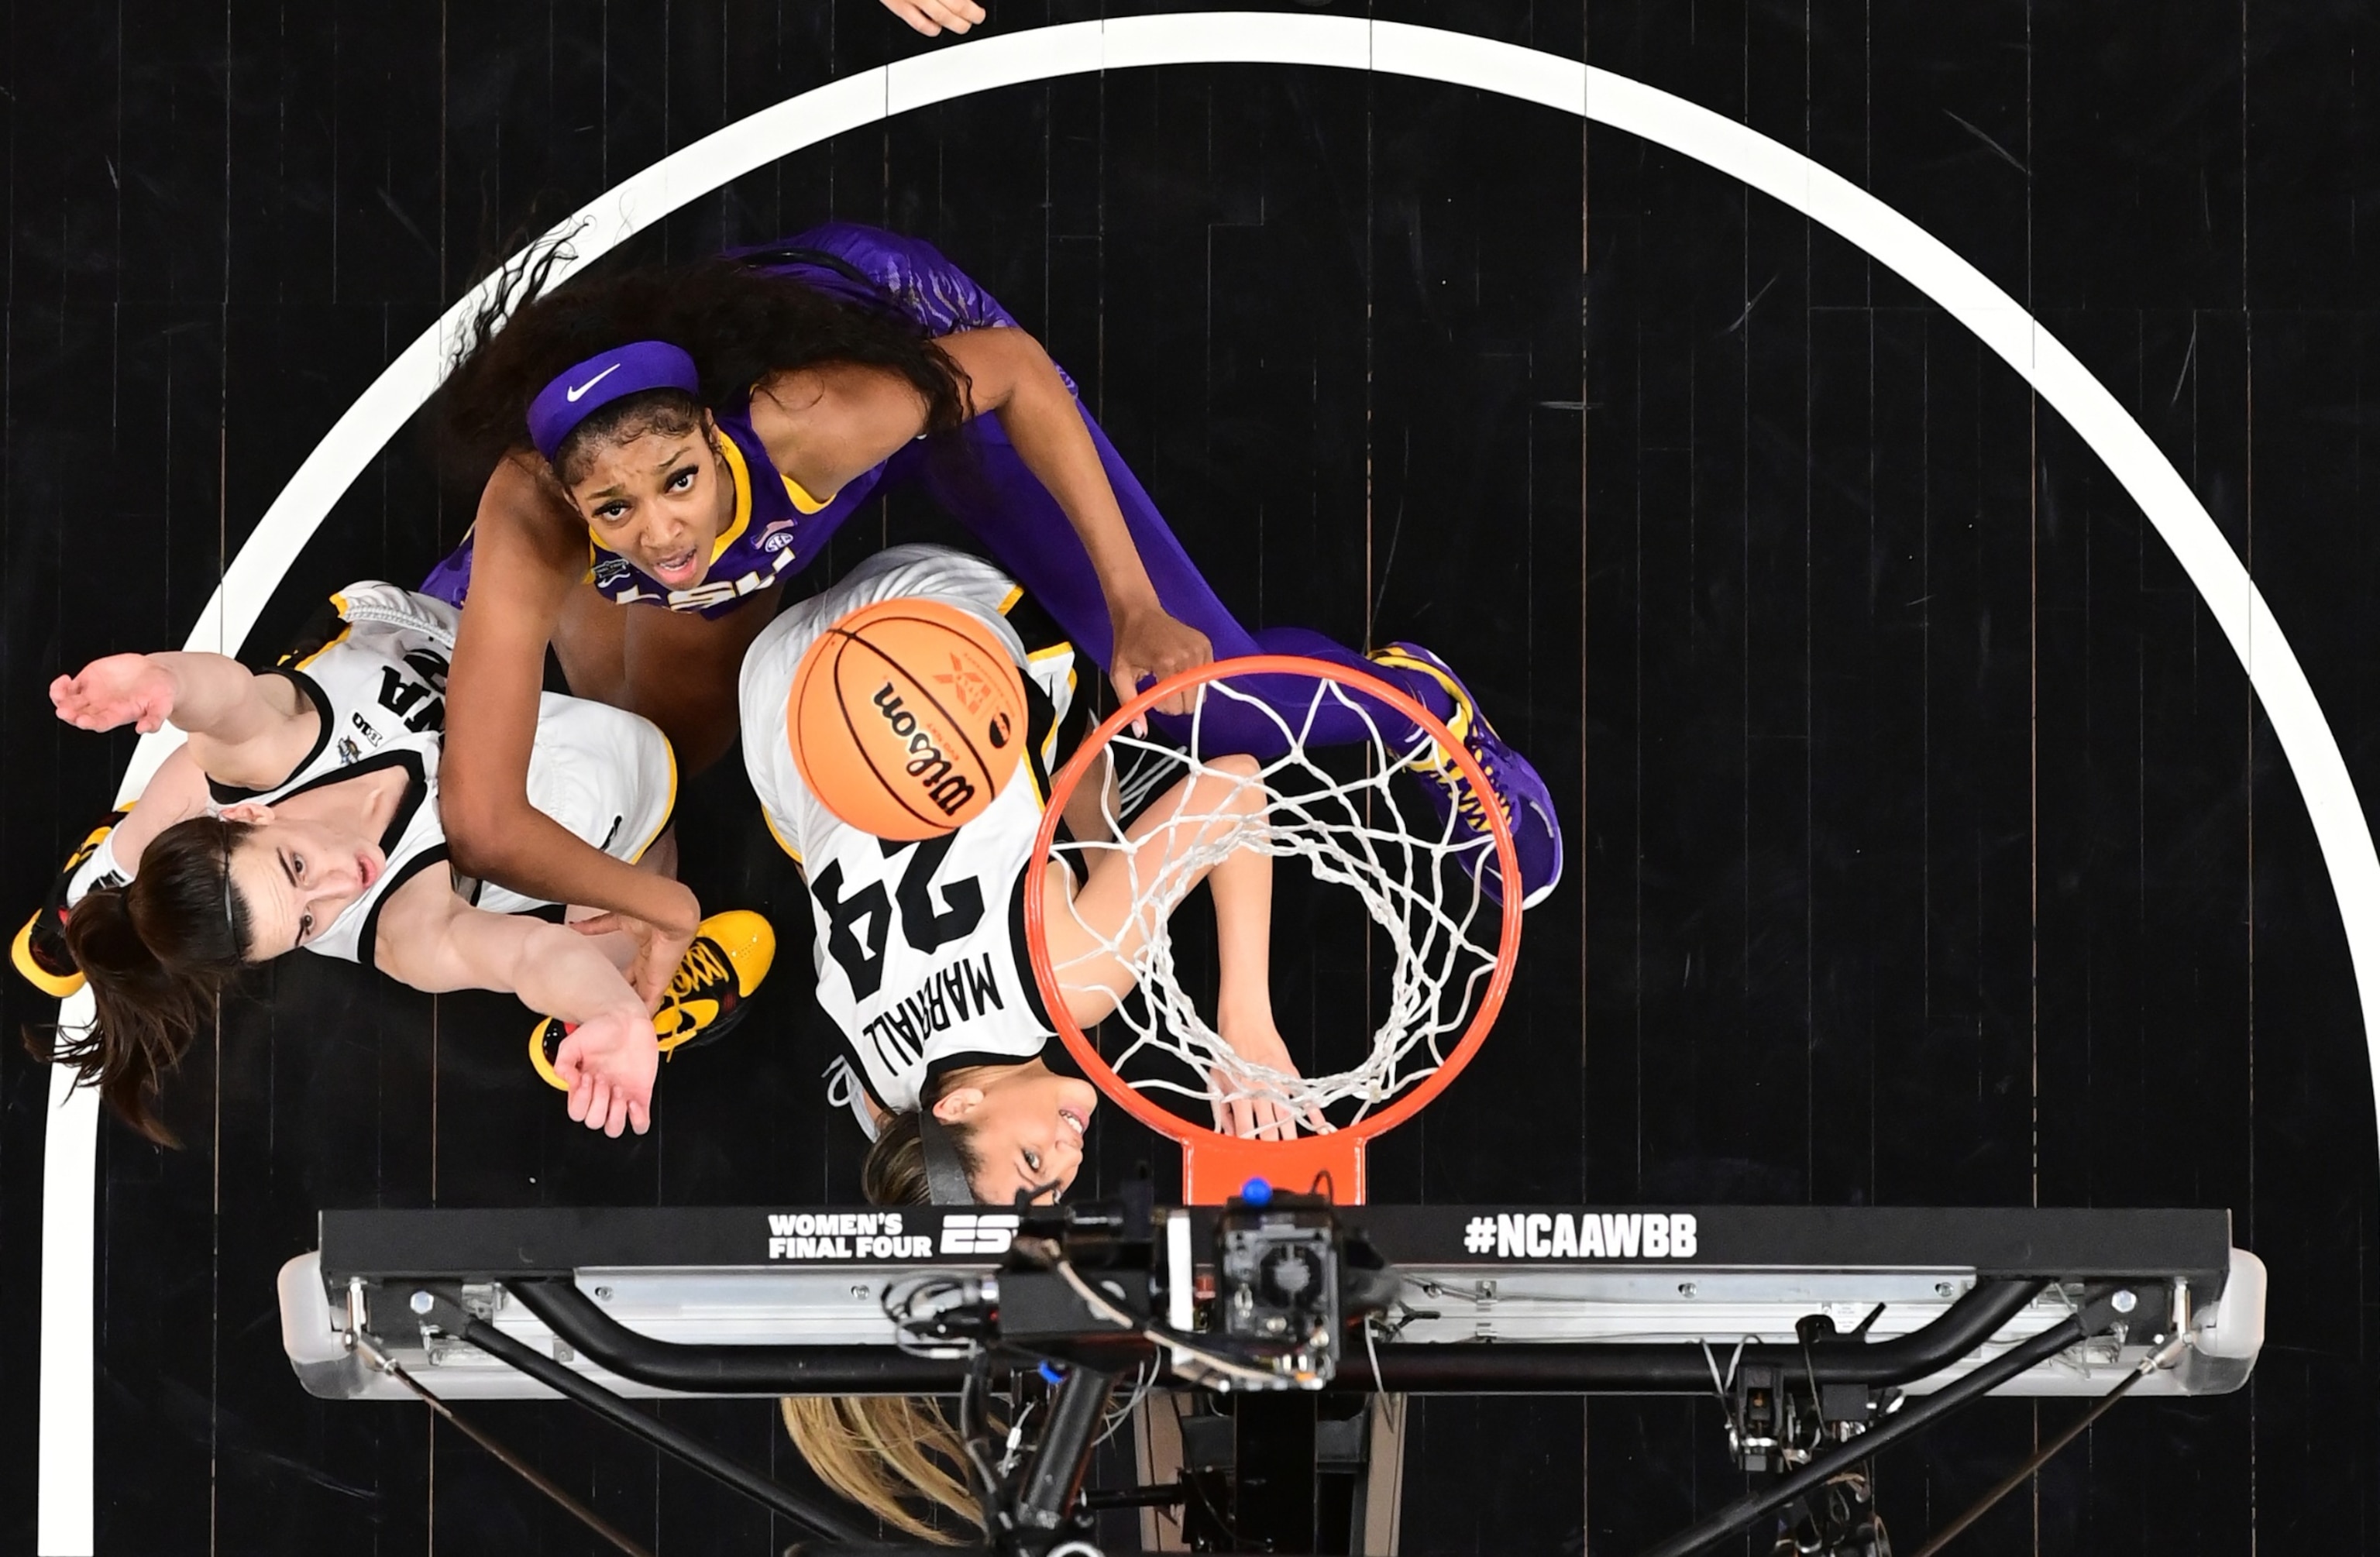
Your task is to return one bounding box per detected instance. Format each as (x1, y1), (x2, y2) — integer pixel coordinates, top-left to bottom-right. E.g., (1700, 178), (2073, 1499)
(1046, 753), (1318, 1140)
(443, 455), (700, 1006)
(1202, 796), (1324, 1143)
(51, 651), (319, 791)
(373, 867), (659, 1137)
(931, 327), (1212, 717)
(87, 747), (215, 872)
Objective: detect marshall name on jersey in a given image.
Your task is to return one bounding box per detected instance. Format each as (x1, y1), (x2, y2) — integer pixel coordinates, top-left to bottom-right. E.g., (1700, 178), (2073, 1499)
(741, 546), (1076, 1113)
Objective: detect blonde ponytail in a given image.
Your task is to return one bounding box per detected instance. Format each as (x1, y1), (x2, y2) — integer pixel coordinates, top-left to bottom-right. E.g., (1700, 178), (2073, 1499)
(779, 1395), (981, 1544)
(783, 1071), (993, 1542)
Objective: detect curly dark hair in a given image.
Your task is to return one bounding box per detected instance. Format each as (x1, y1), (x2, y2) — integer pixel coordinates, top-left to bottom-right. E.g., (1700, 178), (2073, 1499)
(28, 815), (257, 1145)
(435, 232), (975, 487)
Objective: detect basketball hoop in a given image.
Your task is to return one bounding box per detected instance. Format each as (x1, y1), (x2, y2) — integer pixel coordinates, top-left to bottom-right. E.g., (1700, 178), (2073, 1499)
(1023, 655), (1523, 1205)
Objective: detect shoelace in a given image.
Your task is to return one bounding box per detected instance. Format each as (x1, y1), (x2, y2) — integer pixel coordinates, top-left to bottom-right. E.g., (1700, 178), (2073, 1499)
(544, 938), (734, 1055)
(1373, 649), (1518, 835)
(1413, 737), (1515, 831)
(669, 937), (732, 1004)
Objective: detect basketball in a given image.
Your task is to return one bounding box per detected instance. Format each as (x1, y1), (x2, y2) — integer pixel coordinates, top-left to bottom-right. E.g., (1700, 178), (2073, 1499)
(786, 597), (1029, 840)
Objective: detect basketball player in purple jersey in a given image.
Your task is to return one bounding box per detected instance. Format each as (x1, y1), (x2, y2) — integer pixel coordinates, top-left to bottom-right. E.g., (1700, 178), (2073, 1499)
(424, 223), (1560, 1001)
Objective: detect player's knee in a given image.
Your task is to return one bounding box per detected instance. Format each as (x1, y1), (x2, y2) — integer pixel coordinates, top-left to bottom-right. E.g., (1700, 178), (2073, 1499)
(1203, 752), (1266, 809)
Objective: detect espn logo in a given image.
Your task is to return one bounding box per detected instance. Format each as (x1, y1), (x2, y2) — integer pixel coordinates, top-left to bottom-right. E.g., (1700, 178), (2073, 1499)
(940, 1213), (1020, 1256)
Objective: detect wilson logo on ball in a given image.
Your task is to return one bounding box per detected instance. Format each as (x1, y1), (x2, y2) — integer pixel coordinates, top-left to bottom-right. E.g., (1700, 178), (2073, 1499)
(789, 596), (1030, 841)
(869, 683), (978, 816)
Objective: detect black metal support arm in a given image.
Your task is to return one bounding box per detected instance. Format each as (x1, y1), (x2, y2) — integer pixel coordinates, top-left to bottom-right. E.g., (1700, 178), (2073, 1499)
(1636, 1284), (2134, 1557)
(1341, 1277), (2048, 1392)
(507, 1277), (968, 1394)
(500, 1272), (2048, 1399)
(435, 1292), (872, 1547)
(1011, 1365), (1117, 1539)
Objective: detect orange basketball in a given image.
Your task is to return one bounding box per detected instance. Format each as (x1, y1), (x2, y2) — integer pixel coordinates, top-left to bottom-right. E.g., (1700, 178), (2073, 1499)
(787, 597), (1030, 840)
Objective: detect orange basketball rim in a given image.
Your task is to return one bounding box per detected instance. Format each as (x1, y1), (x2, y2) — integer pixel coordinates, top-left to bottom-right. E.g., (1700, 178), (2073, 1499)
(1023, 653), (1524, 1206)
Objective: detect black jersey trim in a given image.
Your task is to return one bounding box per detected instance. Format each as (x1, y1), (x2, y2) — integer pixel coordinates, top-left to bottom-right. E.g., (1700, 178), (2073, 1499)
(1050, 674), (1095, 776)
(274, 591), (356, 671)
(1019, 673), (1061, 805)
(208, 669), (332, 803)
(356, 844), (451, 970)
(1004, 857), (1058, 1034)
(453, 863), (570, 919)
(999, 588), (1070, 658)
(843, 1056), (894, 1115)
(267, 748), (432, 858)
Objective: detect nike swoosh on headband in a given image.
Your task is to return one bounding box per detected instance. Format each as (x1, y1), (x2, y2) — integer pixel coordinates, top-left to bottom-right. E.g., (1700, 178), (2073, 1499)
(528, 342), (700, 461)
(565, 362), (624, 402)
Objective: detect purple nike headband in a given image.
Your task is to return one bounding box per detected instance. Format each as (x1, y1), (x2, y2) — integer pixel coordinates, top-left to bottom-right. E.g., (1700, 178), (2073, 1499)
(526, 340), (702, 462)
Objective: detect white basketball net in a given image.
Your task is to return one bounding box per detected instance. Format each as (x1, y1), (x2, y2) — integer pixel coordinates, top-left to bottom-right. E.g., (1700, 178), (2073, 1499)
(1041, 673), (1508, 1129)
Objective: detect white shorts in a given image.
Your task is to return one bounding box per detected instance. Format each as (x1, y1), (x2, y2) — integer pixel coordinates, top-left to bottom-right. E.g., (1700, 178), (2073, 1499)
(474, 693), (679, 915)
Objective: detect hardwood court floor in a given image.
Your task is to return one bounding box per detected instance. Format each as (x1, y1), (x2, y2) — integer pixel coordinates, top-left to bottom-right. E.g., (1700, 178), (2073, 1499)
(2, 2), (2375, 1552)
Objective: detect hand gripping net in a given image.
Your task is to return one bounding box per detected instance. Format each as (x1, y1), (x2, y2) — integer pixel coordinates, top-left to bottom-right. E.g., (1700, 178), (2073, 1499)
(1027, 655), (1522, 1172)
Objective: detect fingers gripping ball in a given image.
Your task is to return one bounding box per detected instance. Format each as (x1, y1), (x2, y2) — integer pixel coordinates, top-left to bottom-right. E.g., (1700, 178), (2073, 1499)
(789, 599), (1028, 840)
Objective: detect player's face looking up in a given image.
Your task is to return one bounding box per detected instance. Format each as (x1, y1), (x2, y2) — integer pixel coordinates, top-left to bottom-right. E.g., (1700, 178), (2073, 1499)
(930, 1060), (1101, 1204)
(562, 417), (734, 592)
(216, 803), (386, 957)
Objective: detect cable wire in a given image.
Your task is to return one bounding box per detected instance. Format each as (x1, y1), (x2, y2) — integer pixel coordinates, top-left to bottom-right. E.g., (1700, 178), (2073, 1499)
(958, 1347), (1009, 1538)
(1047, 1258), (1282, 1387)
(1904, 1335), (2189, 1557)
(1638, 1288), (2106, 1557)
(376, 1355), (654, 1557)
(1093, 1356), (1159, 1451)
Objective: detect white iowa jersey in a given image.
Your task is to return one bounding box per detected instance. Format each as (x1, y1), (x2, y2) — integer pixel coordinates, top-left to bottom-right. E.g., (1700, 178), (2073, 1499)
(205, 581), (676, 966)
(741, 546), (1078, 1113)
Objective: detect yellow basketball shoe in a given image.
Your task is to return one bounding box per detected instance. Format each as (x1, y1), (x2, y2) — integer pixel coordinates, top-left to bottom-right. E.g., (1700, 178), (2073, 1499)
(531, 910), (778, 1090)
(12, 806), (135, 998)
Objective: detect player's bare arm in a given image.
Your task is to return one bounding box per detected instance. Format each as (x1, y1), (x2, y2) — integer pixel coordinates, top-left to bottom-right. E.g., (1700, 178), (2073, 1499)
(51, 649), (318, 789)
(1040, 754), (1316, 1141)
(751, 332), (1212, 716)
(77, 747), (212, 870)
(372, 868), (660, 1138)
(935, 327), (1213, 713)
(445, 455), (702, 1004)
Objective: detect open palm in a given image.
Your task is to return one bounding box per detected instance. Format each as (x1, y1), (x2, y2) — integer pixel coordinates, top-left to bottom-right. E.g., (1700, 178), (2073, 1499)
(52, 655), (177, 734)
(550, 1006), (660, 1137)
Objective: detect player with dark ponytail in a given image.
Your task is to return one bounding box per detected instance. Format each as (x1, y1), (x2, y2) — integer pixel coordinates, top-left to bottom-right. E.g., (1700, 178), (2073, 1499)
(16, 583), (776, 1143)
(31, 817), (253, 1143)
(421, 221), (1563, 1013)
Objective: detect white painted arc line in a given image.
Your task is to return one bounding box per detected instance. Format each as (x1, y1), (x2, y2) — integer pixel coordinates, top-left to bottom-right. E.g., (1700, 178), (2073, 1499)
(33, 997), (97, 1557)
(38, 13), (2379, 1552)
(1573, 60), (2380, 1082)
(173, 68), (901, 687)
